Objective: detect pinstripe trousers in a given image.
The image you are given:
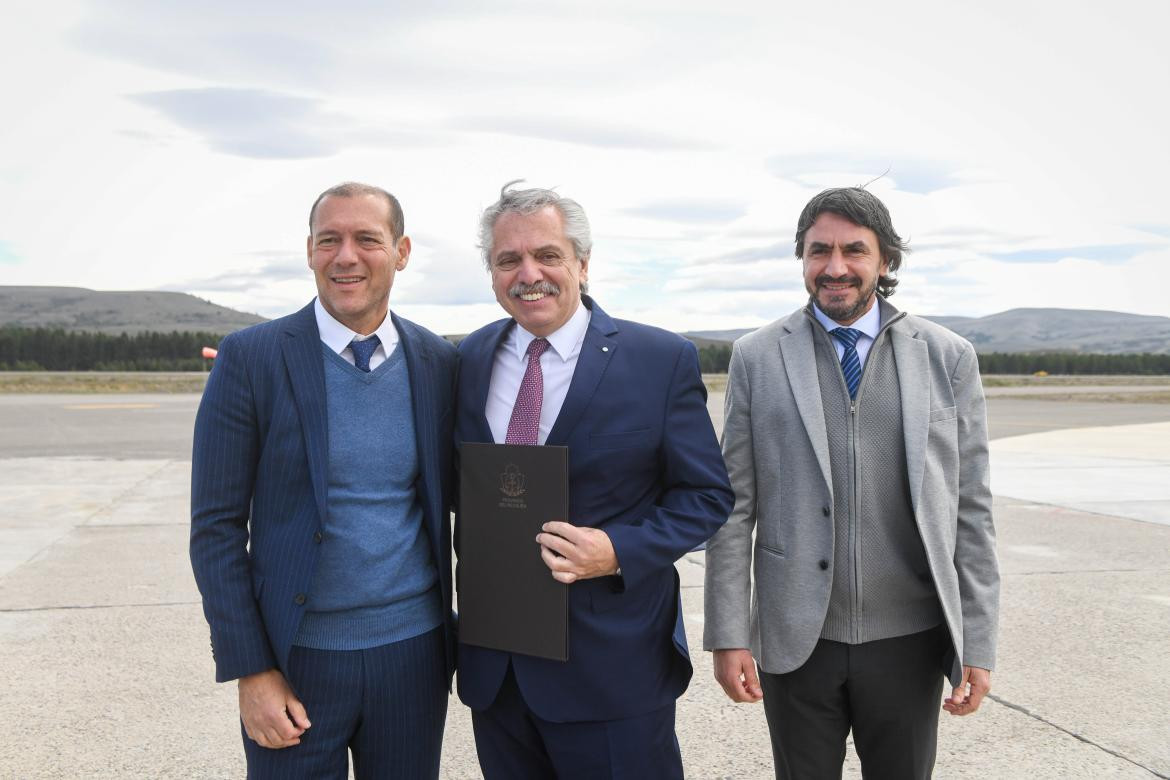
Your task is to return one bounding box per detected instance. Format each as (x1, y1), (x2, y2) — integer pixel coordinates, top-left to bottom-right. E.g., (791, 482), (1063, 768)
(243, 626), (447, 780)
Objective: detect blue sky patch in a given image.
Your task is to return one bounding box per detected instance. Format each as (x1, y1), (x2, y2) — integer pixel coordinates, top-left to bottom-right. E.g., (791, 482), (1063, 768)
(0, 240), (20, 265)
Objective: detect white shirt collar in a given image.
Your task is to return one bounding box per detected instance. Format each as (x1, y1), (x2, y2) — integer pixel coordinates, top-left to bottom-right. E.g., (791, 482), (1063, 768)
(812, 297), (882, 340)
(313, 297), (400, 355)
(510, 300), (591, 363)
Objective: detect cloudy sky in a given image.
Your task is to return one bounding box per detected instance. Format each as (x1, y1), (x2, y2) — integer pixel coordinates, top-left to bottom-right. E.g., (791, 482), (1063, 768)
(2, 0), (1167, 334)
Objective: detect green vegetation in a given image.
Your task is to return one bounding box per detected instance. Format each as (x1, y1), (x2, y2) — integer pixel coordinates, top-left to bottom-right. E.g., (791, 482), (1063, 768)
(697, 344), (731, 374)
(3, 326), (1169, 379)
(694, 341), (1170, 376)
(977, 352), (1170, 375)
(0, 327), (221, 371)
(0, 372), (208, 394)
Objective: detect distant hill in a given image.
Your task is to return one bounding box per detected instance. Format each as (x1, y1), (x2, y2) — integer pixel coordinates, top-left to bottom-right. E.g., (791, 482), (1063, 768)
(0, 286), (266, 335)
(932, 308), (1170, 354)
(2, 287), (1167, 354)
(684, 308), (1170, 355)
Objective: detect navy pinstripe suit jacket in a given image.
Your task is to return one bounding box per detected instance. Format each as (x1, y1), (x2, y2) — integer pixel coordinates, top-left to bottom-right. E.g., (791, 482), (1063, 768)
(190, 301), (458, 684)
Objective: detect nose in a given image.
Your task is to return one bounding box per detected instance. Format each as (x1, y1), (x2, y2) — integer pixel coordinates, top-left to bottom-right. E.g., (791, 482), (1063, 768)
(515, 255), (543, 284)
(335, 237), (360, 265)
(824, 247), (848, 277)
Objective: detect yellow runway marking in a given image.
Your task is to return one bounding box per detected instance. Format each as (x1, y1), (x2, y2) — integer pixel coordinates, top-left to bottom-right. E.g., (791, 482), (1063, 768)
(63, 403), (160, 410)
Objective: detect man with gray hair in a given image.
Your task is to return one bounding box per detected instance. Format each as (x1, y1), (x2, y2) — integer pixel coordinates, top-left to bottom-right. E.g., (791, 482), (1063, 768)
(454, 182), (733, 778)
(704, 186), (999, 779)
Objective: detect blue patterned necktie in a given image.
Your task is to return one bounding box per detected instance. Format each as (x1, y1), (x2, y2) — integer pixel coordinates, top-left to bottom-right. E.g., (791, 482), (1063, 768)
(349, 335), (381, 373)
(831, 327), (862, 399)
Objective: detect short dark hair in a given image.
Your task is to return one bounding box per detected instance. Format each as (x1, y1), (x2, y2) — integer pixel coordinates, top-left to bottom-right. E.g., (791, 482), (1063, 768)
(794, 187), (909, 297)
(309, 182), (404, 240)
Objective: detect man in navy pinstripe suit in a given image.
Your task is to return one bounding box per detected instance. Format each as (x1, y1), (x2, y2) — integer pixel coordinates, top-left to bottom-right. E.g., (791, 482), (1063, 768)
(190, 182), (458, 779)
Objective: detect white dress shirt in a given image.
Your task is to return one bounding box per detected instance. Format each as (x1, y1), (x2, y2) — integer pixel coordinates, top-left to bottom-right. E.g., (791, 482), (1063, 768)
(812, 297), (882, 370)
(313, 298), (400, 370)
(485, 302), (592, 445)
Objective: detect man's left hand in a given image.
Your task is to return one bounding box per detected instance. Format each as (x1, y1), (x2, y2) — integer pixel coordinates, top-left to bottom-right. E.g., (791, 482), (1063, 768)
(943, 666), (991, 716)
(536, 521), (619, 583)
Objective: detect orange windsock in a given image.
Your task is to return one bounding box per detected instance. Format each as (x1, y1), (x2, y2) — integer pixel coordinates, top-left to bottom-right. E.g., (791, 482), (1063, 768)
(202, 347), (218, 359)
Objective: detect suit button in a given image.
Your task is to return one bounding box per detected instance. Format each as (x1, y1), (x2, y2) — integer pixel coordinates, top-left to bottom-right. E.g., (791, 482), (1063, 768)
(313, 531), (323, 544)
(821, 505), (830, 517)
(294, 594), (306, 605)
(818, 560), (829, 571)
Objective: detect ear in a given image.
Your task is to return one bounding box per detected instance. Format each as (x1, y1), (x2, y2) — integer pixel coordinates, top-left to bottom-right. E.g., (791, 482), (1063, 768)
(306, 234), (314, 269)
(578, 254), (589, 285)
(395, 236), (412, 271)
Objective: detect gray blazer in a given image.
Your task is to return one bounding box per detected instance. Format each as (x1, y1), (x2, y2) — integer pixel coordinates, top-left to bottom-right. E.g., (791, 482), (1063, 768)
(703, 300), (999, 687)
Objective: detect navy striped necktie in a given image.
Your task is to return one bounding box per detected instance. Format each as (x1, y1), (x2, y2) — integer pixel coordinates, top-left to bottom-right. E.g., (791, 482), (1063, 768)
(830, 327), (862, 399)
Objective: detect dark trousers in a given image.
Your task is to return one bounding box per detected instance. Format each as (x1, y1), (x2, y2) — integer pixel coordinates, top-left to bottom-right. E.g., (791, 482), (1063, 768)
(470, 663), (683, 780)
(758, 626), (948, 780)
(243, 626), (448, 780)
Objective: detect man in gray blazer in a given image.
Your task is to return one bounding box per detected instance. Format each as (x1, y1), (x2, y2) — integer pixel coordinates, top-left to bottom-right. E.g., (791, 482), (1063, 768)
(704, 187), (999, 779)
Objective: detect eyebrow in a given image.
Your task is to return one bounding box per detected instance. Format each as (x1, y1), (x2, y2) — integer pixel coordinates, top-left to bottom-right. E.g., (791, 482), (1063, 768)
(493, 245), (566, 263)
(807, 240), (871, 252)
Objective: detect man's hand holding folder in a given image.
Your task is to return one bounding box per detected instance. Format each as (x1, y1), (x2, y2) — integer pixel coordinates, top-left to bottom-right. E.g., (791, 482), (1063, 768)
(535, 521), (619, 583)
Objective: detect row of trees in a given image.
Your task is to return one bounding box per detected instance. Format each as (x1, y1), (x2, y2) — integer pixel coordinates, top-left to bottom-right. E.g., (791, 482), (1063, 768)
(0, 327), (221, 371)
(976, 351), (1170, 375)
(694, 343), (1170, 375)
(1, 327), (1168, 374)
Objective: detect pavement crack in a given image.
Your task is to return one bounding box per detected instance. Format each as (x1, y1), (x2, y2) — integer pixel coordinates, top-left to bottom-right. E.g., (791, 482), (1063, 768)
(80, 459), (178, 527)
(987, 694), (1168, 778)
(0, 600), (201, 613)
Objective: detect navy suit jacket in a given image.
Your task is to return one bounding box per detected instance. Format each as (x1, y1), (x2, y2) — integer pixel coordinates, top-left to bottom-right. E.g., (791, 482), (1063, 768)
(190, 301), (458, 684)
(455, 297), (733, 722)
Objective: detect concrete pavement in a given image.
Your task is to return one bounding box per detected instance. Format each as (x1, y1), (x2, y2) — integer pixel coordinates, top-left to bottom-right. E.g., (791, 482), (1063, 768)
(1, 392), (1168, 778)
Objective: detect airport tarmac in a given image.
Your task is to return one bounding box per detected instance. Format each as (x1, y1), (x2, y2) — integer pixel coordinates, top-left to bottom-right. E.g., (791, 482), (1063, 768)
(1, 391), (1168, 778)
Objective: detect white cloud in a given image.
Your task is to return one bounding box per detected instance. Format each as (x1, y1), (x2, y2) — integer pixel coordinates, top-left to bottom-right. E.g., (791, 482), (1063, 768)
(1, 0), (1167, 334)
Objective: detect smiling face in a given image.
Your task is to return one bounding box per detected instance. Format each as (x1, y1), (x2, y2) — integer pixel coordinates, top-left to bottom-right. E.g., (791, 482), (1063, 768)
(489, 206), (588, 337)
(307, 193), (410, 335)
(801, 212), (888, 325)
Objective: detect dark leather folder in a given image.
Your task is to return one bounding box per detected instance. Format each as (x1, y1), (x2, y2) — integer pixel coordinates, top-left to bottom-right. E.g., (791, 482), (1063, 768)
(458, 442), (569, 661)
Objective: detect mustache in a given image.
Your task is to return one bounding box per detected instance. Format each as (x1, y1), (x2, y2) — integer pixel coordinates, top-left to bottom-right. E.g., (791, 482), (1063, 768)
(815, 274), (861, 288)
(508, 280), (560, 297)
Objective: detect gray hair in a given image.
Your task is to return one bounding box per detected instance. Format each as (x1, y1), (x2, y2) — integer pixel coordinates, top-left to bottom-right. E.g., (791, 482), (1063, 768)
(309, 182), (404, 240)
(478, 181), (592, 291)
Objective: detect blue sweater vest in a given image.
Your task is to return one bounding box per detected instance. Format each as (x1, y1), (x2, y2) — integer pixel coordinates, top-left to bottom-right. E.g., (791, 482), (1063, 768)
(293, 343), (442, 650)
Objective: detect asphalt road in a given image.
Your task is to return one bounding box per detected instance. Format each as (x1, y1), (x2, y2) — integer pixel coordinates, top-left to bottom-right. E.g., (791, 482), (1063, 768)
(3, 390), (1169, 777)
(2, 392), (1169, 459)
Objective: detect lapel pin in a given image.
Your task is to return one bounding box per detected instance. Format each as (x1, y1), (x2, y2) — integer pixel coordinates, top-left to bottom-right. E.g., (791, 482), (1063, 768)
(601, 346), (609, 352)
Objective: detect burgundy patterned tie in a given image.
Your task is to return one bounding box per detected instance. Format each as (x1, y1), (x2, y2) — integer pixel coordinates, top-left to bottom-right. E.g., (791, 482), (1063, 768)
(505, 338), (550, 445)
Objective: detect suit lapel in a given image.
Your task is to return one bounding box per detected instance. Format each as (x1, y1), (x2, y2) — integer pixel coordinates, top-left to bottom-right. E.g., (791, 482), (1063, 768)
(779, 314), (834, 493)
(282, 303), (330, 525)
(468, 320), (511, 442)
(547, 299), (616, 445)
(395, 313), (442, 548)
(891, 321), (930, 515)
(394, 313), (433, 485)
